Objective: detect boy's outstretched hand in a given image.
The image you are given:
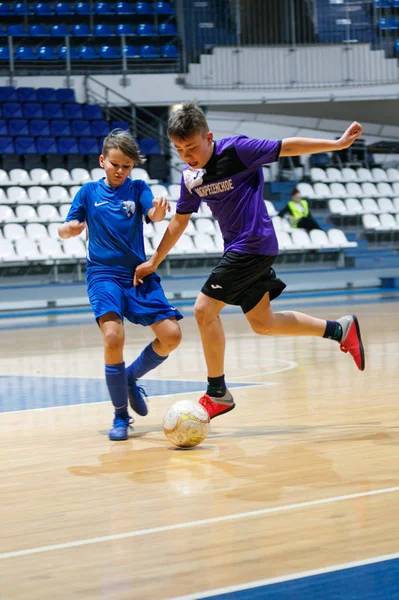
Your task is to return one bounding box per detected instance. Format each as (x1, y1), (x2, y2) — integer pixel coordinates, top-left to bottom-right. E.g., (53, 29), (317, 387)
(338, 121), (363, 150)
(149, 196), (170, 222)
(134, 259), (157, 286)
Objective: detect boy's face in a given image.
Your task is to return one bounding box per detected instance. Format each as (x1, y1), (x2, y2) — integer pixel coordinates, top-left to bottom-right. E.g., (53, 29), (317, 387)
(99, 148), (135, 188)
(171, 131), (214, 169)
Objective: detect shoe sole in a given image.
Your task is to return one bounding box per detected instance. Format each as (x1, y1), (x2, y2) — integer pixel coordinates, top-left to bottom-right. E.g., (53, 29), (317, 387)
(209, 402), (236, 420)
(352, 315), (365, 371)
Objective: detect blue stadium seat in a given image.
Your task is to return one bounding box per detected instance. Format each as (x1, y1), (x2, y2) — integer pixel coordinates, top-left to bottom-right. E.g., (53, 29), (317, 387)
(22, 102), (43, 119)
(94, 24), (114, 36)
(116, 24), (135, 35)
(115, 2), (134, 14)
(15, 137), (37, 154)
(0, 86), (17, 102)
(393, 0), (399, 7)
(83, 104), (103, 119)
(75, 1), (90, 14)
(155, 1), (174, 14)
(111, 120), (130, 130)
(7, 25), (26, 36)
(135, 2), (152, 14)
(15, 47), (37, 60)
(29, 25), (49, 36)
(30, 119), (51, 136)
(139, 138), (161, 154)
(0, 46), (10, 60)
(58, 137), (79, 154)
(78, 46), (97, 59)
(99, 45), (120, 58)
(373, 0), (391, 6)
(56, 88), (76, 103)
(37, 46), (58, 60)
(58, 45), (79, 60)
(71, 119), (91, 136)
(64, 102), (84, 119)
(34, 3), (54, 15)
(137, 23), (156, 35)
(139, 44), (160, 58)
(37, 137), (58, 154)
(15, 2), (34, 14)
(43, 103), (64, 119)
(55, 2), (73, 14)
(0, 25), (5, 37)
(123, 44), (139, 57)
(91, 119), (110, 137)
(51, 119), (72, 136)
(16, 87), (38, 102)
(395, 39), (399, 52)
(94, 2), (113, 14)
(50, 24), (69, 36)
(0, 119), (7, 135)
(158, 23), (177, 35)
(380, 17), (397, 29)
(160, 43), (179, 58)
(0, 137), (15, 154)
(3, 102), (23, 119)
(0, 2), (13, 15)
(79, 137), (100, 154)
(37, 87), (57, 103)
(15, 136), (38, 156)
(9, 119), (29, 136)
(72, 24), (91, 36)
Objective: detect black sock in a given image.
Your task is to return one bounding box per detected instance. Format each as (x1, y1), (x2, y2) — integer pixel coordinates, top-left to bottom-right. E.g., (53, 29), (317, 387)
(323, 320), (343, 342)
(207, 375), (226, 397)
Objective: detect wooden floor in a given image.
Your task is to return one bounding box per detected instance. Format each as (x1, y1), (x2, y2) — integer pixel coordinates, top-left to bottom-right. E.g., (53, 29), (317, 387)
(1, 299), (399, 599)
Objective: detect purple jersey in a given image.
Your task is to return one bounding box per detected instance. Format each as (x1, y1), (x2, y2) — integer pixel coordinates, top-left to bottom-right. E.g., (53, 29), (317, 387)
(176, 135), (281, 255)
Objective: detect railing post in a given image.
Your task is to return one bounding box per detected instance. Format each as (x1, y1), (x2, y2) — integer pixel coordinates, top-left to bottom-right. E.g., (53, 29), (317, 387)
(8, 36), (15, 86)
(64, 35), (72, 88)
(120, 34), (129, 88)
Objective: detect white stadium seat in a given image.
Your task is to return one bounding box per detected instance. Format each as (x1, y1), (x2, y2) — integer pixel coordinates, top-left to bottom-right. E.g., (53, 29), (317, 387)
(50, 168), (72, 185)
(28, 186), (50, 204)
(15, 238), (43, 261)
(70, 168), (91, 185)
(3, 223), (26, 241)
(7, 186), (29, 204)
(328, 198), (347, 215)
(26, 223), (49, 241)
(30, 168), (51, 185)
(328, 228), (357, 248)
(48, 186), (70, 204)
(9, 168), (31, 186)
(0, 206), (17, 223)
(0, 240), (18, 262)
(15, 204), (39, 222)
(37, 205), (61, 222)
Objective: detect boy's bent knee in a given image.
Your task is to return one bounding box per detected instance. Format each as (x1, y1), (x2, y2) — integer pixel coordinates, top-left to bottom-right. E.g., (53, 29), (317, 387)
(249, 319), (273, 336)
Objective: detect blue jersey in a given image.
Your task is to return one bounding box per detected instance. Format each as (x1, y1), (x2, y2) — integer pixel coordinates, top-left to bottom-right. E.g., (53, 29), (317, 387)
(66, 177), (153, 278)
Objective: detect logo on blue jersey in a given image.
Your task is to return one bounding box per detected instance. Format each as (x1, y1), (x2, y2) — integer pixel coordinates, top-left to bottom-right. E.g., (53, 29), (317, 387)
(121, 200), (136, 218)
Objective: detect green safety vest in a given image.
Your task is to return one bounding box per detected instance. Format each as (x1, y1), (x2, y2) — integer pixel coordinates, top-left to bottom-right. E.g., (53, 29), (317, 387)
(287, 200), (309, 227)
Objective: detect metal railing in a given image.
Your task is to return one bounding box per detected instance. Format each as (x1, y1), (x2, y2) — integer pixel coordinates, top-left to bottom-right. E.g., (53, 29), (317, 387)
(175, 0), (399, 89)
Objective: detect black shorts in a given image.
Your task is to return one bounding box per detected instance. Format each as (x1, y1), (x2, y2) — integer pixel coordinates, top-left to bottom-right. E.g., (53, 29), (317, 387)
(201, 251), (286, 313)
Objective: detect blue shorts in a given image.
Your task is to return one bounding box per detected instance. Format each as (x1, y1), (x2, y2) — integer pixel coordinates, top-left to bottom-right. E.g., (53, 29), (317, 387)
(87, 272), (183, 326)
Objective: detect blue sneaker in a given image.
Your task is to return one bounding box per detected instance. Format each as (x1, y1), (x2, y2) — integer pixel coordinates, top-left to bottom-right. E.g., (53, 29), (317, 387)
(127, 380), (148, 416)
(108, 414), (134, 441)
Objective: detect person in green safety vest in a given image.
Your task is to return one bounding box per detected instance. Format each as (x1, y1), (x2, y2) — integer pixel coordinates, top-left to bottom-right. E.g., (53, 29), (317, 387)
(278, 187), (321, 231)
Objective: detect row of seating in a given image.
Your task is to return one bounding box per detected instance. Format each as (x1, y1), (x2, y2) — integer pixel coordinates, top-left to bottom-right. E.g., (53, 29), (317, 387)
(0, 2), (175, 15)
(0, 102), (103, 120)
(299, 181), (399, 199)
(0, 136), (106, 156)
(310, 166), (399, 184)
(0, 119), (128, 138)
(373, 0), (399, 7)
(0, 166), (157, 186)
(329, 197), (399, 216)
(0, 86), (75, 103)
(0, 43), (179, 60)
(362, 213), (399, 230)
(276, 229), (357, 252)
(2, 23), (177, 36)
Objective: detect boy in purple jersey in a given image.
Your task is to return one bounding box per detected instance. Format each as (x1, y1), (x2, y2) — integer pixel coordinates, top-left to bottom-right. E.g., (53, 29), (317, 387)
(134, 103), (365, 420)
(59, 130), (183, 440)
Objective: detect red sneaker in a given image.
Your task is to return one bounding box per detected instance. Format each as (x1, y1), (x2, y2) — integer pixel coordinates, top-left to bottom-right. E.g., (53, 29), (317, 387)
(338, 315), (365, 371)
(199, 390), (235, 420)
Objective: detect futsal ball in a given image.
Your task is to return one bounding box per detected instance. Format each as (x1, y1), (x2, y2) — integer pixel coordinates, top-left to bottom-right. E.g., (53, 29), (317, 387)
(163, 400), (210, 448)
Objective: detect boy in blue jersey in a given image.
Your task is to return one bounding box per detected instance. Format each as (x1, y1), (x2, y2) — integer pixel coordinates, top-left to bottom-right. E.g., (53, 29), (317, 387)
(59, 129), (183, 441)
(134, 103), (365, 421)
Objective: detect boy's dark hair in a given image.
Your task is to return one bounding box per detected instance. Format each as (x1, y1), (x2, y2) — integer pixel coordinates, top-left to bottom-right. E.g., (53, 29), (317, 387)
(102, 129), (145, 163)
(167, 101), (209, 140)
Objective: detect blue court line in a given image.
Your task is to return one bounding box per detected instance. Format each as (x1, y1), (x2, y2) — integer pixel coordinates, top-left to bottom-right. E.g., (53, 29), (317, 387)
(201, 557), (399, 600)
(0, 376), (258, 413)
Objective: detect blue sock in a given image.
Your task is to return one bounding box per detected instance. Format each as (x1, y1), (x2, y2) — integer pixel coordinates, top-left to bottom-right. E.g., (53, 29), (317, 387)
(105, 362), (129, 418)
(323, 320), (343, 342)
(126, 342), (168, 382)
